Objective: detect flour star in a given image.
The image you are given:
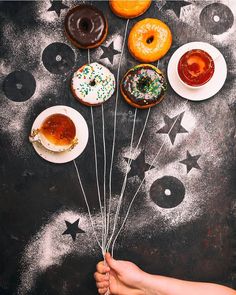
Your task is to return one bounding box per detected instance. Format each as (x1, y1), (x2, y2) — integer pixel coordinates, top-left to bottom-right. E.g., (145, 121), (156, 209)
(124, 150), (155, 180)
(180, 150), (201, 173)
(157, 112), (188, 145)
(47, 0), (69, 17)
(163, 1), (192, 18)
(62, 219), (85, 241)
(100, 41), (121, 64)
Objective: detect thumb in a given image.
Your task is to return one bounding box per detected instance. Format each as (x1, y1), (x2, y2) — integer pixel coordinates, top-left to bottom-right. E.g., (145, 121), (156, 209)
(105, 253), (121, 274)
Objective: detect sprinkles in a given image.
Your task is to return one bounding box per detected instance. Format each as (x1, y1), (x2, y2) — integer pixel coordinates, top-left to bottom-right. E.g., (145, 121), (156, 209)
(121, 64), (167, 108)
(72, 62), (116, 106)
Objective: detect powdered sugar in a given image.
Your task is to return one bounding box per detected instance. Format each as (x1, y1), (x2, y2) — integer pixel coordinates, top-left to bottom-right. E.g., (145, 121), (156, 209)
(0, 15), (68, 157)
(18, 210), (102, 295)
(92, 32), (126, 68)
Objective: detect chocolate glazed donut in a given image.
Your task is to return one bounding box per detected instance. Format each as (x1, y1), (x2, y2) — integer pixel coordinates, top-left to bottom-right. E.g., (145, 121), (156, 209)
(65, 4), (108, 49)
(121, 64), (167, 109)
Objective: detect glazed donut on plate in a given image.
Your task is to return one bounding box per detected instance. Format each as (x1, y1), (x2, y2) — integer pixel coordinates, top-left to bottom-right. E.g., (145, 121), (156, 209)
(128, 18), (172, 62)
(71, 63), (116, 106)
(109, 0), (151, 18)
(121, 64), (167, 109)
(64, 4), (108, 49)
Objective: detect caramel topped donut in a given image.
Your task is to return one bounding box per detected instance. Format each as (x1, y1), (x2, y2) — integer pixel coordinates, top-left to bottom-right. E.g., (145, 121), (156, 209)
(121, 64), (167, 109)
(65, 4), (108, 49)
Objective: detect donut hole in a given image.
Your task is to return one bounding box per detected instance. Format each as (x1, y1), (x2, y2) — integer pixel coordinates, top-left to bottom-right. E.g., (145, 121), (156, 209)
(90, 79), (96, 86)
(138, 77), (151, 92)
(213, 15), (220, 22)
(146, 36), (154, 44)
(79, 18), (92, 32)
(16, 83), (23, 90)
(56, 55), (62, 62)
(164, 189), (171, 196)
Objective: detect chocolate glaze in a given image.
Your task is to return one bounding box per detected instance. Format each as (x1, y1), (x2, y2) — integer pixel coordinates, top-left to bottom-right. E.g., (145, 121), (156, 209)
(121, 65), (167, 107)
(65, 4), (107, 49)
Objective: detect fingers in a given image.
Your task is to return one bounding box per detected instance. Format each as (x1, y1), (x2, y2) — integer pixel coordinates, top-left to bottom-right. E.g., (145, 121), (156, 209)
(105, 253), (120, 274)
(98, 287), (108, 294)
(94, 272), (109, 283)
(94, 271), (110, 294)
(96, 261), (110, 274)
(95, 272), (109, 295)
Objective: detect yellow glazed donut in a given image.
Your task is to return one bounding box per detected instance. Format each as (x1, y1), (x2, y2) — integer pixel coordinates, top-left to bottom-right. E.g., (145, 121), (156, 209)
(128, 18), (172, 63)
(109, 0), (151, 19)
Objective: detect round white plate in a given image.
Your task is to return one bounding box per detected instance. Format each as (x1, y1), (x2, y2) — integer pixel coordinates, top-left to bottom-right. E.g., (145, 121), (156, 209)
(30, 105), (89, 164)
(167, 42), (227, 101)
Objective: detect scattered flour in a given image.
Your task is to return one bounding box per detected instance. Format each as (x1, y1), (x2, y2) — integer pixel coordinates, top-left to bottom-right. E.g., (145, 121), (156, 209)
(92, 33), (124, 68)
(18, 210), (103, 295)
(0, 16), (66, 157)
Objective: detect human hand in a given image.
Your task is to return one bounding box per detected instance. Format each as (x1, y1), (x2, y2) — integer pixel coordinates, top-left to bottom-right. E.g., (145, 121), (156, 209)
(94, 253), (147, 295)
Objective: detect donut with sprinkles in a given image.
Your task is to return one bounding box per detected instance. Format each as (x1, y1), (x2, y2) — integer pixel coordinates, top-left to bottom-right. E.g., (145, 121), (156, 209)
(71, 63), (116, 106)
(121, 64), (167, 109)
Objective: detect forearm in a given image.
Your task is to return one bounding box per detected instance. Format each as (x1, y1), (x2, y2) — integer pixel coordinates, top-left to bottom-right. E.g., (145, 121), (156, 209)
(141, 274), (236, 295)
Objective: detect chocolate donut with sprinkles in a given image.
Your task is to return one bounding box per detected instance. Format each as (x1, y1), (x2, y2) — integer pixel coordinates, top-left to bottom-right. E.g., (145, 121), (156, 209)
(64, 4), (108, 49)
(71, 63), (116, 106)
(121, 64), (167, 109)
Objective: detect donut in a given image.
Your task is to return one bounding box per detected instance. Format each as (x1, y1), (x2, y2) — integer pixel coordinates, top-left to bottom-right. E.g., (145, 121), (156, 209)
(120, 64), (167, 109)
(128, 18), (172, 63)
(64, 4), (108, 49)
(109, 0), (151, 19)
(71, 63), (116, 106)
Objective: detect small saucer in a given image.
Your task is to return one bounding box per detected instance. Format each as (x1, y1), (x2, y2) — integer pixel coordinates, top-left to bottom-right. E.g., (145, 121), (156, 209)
(30, 105), (89, 163)
(167, 42), (227, 101)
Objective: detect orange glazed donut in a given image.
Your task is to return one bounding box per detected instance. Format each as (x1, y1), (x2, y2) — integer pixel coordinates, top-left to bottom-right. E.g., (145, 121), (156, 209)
(128, 18), (172, 63)
(109, 0), (151, 19)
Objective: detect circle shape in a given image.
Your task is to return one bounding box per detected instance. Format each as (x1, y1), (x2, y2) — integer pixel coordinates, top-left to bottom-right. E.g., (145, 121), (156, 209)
(128, 18), (172, 63)
(30, 106), (89, 163)
(150, 176), (185, 208)
(121, 64), (167, 109)
(42, 42), (75, 75)
(64, 4), (108, 49)
(213, 15), (220, 23)
(109, 0), (151, 19)
(177, 49), (215, 88)
(167, 42), (227, 101)
(71, 62), (115, 106)
(200, 3), (234, 35)
(164, 189), (171, 196)
(3, 70), (36, 102)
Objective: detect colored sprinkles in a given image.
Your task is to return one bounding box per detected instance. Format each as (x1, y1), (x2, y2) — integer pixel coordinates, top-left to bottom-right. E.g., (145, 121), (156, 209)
(122, 65), (167, 106)
(72, 62), (116, 105)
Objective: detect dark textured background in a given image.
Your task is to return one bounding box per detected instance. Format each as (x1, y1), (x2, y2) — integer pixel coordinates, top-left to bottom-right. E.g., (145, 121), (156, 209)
(0, 1), (236, 294)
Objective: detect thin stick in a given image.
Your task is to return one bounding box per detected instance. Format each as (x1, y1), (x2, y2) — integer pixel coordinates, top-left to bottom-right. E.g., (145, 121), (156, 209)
(90, 106), (105, 250)
(87, 48), (105, 251)
(101, 104), (108, 249)
(88, 48), (91, 64)
(111, 100), (189, 254)
(107, 19), (130, 244)
(106, 107), (151, 251)
(106, 108), (137, 251)
(73, 160), (102, 250)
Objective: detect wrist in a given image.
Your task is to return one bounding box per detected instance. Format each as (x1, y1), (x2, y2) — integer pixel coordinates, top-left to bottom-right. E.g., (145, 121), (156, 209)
(140, 273), (163, 295)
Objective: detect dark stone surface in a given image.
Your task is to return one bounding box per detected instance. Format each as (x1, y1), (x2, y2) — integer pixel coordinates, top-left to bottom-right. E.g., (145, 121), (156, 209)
(0, 1), (236, 294)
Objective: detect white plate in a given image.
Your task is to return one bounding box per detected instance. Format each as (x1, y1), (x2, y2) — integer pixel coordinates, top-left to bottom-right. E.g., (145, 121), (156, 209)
(30, 105), (89, 164)
(167, 42), (227, 101)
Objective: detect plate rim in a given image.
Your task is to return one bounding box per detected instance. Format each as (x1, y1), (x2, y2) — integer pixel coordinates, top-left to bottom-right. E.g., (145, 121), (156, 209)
(30, 105), (89, 164)
(167, 41), (227, 101)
